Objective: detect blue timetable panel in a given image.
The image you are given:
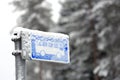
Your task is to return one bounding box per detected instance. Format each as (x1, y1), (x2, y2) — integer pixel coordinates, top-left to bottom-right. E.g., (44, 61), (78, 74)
(30, 34), (70, 63)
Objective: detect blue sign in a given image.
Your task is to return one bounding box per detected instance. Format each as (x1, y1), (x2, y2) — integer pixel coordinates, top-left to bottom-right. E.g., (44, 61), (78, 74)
(30, 34), (70, 63)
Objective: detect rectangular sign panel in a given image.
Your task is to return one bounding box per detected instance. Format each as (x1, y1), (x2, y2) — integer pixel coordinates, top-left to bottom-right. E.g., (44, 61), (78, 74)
(19, 28), (70, 63)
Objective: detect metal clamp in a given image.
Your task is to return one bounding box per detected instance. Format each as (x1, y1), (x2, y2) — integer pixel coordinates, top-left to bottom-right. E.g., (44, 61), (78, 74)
(11, 32), (21, 41)
(12, 50), (22, 56)
(11, 27), (22, 56)
(11, 27), (22, 41)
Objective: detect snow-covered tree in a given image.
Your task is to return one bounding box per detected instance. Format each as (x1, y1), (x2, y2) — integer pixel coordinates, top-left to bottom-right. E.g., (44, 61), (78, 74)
(12, 0), (54, 31)
(51, 0), (120, 80)
(94, 0), (120, 80)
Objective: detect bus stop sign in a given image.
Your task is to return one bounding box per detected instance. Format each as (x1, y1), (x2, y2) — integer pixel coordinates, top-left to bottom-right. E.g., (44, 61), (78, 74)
(13, 27), (70, 64)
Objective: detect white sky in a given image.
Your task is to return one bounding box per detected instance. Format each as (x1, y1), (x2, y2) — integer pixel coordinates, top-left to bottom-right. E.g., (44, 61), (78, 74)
(46, 0), (61, 22)
(0, 0), (60, 80)
(0, 0), (19, 80)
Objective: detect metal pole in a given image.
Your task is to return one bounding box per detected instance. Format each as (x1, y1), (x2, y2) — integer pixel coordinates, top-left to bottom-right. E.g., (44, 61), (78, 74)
(12, 35), (26, 80)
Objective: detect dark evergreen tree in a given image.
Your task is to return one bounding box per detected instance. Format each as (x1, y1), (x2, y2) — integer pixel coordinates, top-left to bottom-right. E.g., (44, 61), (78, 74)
(51, 0), (120, 80)
(12, 0), (54, 31)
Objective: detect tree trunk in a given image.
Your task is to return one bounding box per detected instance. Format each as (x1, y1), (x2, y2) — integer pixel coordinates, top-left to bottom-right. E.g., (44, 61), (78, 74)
(88, 0), (99, 80)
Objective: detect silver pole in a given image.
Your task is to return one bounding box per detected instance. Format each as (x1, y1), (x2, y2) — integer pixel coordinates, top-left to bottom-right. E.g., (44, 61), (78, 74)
(15, 54), (26, 80)
(12, 35), (26, 80)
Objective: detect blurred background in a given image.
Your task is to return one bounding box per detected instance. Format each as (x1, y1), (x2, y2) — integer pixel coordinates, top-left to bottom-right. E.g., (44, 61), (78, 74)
(1, 0), (120, 80)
